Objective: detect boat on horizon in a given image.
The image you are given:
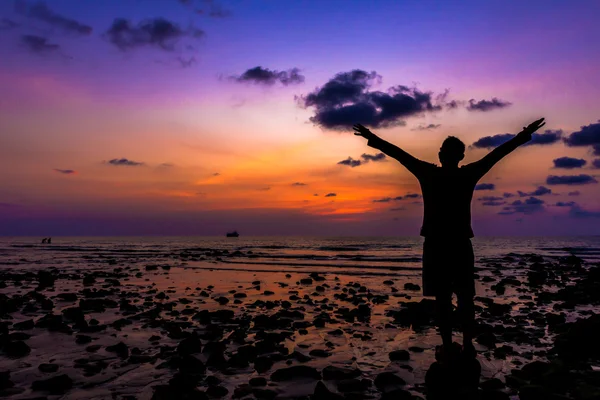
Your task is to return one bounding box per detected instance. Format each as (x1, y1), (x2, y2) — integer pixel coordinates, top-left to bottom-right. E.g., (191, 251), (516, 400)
(226, 231), (239, 237)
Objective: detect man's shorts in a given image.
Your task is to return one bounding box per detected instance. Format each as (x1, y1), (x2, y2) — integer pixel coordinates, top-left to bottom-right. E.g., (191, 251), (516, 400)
(422, 238), (475, 297)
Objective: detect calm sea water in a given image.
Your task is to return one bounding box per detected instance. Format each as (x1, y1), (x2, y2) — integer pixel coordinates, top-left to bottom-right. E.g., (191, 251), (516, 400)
(1, 236), (598, 277)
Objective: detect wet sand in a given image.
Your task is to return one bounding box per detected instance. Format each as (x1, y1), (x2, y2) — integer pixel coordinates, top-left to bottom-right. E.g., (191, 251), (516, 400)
(1, 247), (599, 399)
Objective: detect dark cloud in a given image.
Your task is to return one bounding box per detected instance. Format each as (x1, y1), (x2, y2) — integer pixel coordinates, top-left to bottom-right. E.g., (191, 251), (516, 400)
(53, 169), (76, 175)
(499, 197), (545, 215)
(553, 157), (587, 169)
(373, 197), (392, 203)
(503, 192), (514, 198)
(482, 201), (506, 206)
(21, 34), (60, 54)
(546, 174), (598, 185)
(213, 172), (220, 176)
(569, 205), (600, 218)
(16, 1), (92, 36)
(0, 18), (19, 30)
(361, 153), (386, 162)
(474, 183), (495, 191)
(563, 120), (600, 156)
(568, 191), (580, 196)
(297, 70), (444, 130)
(105, 18), (203, 52)
(393, 196), (403, 200)
(230, 66), (304, 86)
(177, 56), (197, 68)
(257, 187), (270, 191)
(471, 130), (562, 149)
(466, 98), (511, 112)
(389, 207), (405, 211)
(291, 182), (306, 186)
(107, 158), (144, 167)
(337, 157), (362, 168)
(555, 201), (576, 207)
(478, 196), (504, 201)
(517, 186), (552, 197)
(404, 193), (421, 199)
(159, 163), (174, 167)
(193, 0), (233, 18)
(593, 159), (600, 169)
(325, 193), (336, 197)
(412, 123), (441, 131)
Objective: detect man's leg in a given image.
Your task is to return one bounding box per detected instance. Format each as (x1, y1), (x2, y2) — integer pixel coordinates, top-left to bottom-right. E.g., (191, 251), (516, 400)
(435, 292), (453, 348)
(457, 292), (475, 347)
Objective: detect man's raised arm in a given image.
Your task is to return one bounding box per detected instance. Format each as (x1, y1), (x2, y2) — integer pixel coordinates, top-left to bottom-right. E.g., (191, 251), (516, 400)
(353, 124), (427, 177)
(468, 118), (546, 179)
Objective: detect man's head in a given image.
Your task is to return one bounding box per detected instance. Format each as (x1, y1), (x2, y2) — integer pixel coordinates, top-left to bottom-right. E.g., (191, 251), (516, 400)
(439, 136), (465, 167)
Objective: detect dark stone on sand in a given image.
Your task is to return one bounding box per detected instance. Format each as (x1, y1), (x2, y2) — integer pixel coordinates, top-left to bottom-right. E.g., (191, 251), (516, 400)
(300, 278), (313, 285)
(254, 356), (274, 373)
(389, 349), (410, 361)
(206, 385), (228, 398)
(380, 388), (413, 400)
(216, 297), (229, 305)
(4, 340), (31, 358)
(289, 351), (312, 362)
(36, 271), (55, 290)
(233, 293), (247, 298)
(146, 265), (158, 271)
(374, 372), (406, 391)
(322, 366), (361, 381)
(481, 378), (505, 391)
(337, 378), (369, 393)
(518, 384), (572, 400)
(252, 388), (278, 400)
(309, 349), (331, 358)
(403, 283), (420, 291)
(552, 314), (600, 361)
(178, 335), (202, 355)
(38, 363), (59, 373)
(313, 381), (344, 400)
(0, 371), (14, 390)
(476, 332), (498, 348)
(86, 344), (101, 352)
(57, 293), (78, 301)
(409, 346), (424, 353)
(271, 365), (321, 381)
(106, 342), (129, 358)
(31, 374), (73, 395)
(13, 319), (34, 330)
(8, 332), (30, 341)
(249, 377), (267, 387)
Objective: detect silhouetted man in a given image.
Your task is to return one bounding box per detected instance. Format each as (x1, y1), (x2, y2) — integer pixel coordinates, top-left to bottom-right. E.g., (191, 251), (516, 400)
(353, 118), (546, 362)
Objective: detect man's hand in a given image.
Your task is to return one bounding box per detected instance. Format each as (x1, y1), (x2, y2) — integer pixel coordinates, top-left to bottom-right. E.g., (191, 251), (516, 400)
(517, 118), (546, 142)
(353, 124), (376, 140)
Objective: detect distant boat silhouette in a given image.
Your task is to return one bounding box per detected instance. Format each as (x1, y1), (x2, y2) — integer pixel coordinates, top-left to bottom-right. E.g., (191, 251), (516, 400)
(226, 231), (239, 237)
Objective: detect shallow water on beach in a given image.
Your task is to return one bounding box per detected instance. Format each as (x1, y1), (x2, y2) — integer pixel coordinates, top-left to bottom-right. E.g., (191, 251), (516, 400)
(1, 236), (599, 399)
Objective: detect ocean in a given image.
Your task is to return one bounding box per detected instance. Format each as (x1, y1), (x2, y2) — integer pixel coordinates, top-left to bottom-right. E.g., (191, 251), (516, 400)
(1, 236), (599, 275)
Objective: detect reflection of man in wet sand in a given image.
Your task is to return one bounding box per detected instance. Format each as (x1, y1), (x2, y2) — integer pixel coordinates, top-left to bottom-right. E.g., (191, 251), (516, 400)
(354, 118), (546, 362)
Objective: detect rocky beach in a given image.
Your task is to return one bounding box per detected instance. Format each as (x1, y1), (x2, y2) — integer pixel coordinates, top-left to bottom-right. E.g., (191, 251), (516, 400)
(0, 237), (599, 400)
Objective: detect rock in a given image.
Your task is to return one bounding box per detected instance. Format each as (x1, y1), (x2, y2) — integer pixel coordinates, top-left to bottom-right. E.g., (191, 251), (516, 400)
(254, 356), (274, 373)
(300, 278), (313, 285)
(313, 381), (344, 400)
(206, 385), (228, 398)
(271, 365), (321, 381)
(178, 354), (206, 374)
(322, 366), (361, 380)
(31, 374), (73, 394)
(76, 335), (93, 344)
(106, 342), (129, 358)
(249, 377), (267, 387)
(38, 363), (59, 373)
(389, 349), (410, 361)
(4, 340), (31, 358)
(374, 372), (406, 391)
(0, 371), (14, 390)
(476, 332), (497, 348)
(13, 319), (34, 330)
(380, 388), (413, 400)
(481, 378), (505, 391)
(178, 335), (202, 355)
(57, 293), (78, 301)
(309, 349), (331, 358)
(404, 283), (421, 291)
(337, 378), (369, 393)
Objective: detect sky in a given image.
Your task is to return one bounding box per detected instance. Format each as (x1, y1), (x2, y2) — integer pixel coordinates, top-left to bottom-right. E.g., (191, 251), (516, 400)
(1, 0), (600, 236)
